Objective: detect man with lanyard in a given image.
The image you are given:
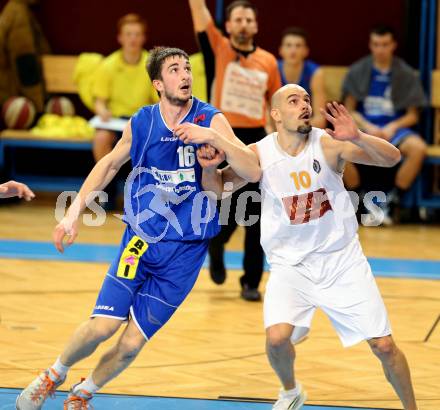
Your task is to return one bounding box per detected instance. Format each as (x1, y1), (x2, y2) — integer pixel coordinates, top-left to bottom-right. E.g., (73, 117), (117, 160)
(188, 0), (281, 301)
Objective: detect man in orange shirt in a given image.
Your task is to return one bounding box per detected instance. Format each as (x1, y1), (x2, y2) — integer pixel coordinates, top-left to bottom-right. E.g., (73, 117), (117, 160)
(189, 0), (281, 301)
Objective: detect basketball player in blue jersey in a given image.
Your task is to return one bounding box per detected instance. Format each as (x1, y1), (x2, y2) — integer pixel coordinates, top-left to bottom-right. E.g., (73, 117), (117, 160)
(0, 180), (34, 200)
(16, 47), (260, 410)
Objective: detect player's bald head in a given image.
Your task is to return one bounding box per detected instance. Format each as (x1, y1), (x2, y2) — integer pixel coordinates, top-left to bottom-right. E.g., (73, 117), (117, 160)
(271, 84), (308, 109)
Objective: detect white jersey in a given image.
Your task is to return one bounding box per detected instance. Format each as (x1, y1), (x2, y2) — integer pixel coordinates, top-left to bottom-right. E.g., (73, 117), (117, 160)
(256, 128), (358, 266)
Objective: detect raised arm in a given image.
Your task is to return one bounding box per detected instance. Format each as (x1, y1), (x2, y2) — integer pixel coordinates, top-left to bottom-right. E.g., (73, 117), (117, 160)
(320, 102), (401, 171)
(175, 113), (262, 182)
(188, 0), (212, 32)
(310, 68), (327, 128)
(53, 121), (133, 252)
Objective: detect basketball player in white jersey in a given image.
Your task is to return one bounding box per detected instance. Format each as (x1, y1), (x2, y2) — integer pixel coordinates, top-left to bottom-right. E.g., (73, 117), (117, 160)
(175, 84), (418, 410)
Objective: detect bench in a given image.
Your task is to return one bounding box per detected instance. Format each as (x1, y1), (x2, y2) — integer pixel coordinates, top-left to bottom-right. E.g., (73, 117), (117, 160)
(322, 65), (440, 209)
(0, 57), (439, 206)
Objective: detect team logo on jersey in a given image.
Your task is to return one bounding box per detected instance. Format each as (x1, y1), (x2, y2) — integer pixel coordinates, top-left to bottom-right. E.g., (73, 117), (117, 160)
(194, 114), (206, 124)
(313, 159), (321, 174)
(282, 188), (332, 225)
(161, 136), (178, 142)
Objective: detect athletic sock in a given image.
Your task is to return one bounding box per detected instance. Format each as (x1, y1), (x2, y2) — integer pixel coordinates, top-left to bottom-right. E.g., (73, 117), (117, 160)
(49, 357), (70, 381)
(283, 384), (300, 397)
(73, 375), (99, 396)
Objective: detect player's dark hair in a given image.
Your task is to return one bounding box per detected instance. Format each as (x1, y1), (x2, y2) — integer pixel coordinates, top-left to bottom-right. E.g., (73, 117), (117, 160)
(117, 13), (147, 35)
(225, 0), (257, 21)
(370, 24), (396, 40)
(147, 47), (190, 96)
(280, 26), (309, 47)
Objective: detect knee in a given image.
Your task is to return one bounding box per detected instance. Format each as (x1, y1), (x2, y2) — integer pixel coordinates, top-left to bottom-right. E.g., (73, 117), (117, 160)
(117, 337), (145, 361)
(401, 137), (427, 159)
(93, 130), (115, 146)
(84, 318), (120, 343)
(369, 336), (397, 360)
(266, 326), (292, 350)
(343, 162), (361, 189)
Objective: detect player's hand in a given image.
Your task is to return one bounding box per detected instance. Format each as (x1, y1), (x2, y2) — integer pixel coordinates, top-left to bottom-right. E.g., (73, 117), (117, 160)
(0, 180), (35, 200)
(197, 144), (225, 169)
(98, 108), (112, 122)
(174, 122), (215, 145)
(53, 217), (79, 253)
(321, 102), (360, 141)
(381, 123), (398, 141)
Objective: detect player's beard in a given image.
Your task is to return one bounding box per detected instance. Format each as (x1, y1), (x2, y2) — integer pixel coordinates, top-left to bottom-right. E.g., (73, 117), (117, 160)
(233, 32), (252, 46)
(297, 124), (312, 135)
(164, 89), (190, 107)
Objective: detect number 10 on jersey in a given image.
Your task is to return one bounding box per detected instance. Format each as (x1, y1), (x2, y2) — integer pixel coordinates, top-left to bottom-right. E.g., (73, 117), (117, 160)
(290, 171), (311, 190)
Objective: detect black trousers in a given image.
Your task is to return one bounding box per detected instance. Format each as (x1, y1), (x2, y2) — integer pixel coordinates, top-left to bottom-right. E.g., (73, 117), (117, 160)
(209, 127), (266, 289)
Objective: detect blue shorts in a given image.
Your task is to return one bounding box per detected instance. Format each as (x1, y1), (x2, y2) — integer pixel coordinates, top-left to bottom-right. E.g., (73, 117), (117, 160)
(389, 128), (415, 146)
(92, 226), (208, 339)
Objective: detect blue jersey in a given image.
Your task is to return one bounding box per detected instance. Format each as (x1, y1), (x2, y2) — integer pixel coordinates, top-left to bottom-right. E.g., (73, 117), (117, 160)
(278, 59), (319, 94)
(358, 67), (404, 127)
(124, 97), (221, 242)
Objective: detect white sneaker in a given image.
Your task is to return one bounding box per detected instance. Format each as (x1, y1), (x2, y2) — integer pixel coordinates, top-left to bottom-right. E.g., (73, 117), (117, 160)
(64, 381), (93, 409)
(272, 384), (307, 410)
(16, 368), (65, 410)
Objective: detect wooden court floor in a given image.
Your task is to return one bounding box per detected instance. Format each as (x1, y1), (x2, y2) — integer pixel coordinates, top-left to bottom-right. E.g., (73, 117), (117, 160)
(0, 200), (439, 409)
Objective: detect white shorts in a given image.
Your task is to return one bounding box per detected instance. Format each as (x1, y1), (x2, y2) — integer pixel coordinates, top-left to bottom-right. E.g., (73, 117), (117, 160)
(264, 235), (391, 347)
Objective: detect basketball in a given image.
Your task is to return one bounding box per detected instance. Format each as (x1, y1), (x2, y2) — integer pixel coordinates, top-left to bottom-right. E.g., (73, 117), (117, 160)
(1, 96), (36, 129)
(45, 96), (75, 116)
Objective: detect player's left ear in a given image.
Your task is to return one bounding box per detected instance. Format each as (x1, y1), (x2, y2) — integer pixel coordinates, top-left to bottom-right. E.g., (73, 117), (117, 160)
(270, 107), (281, 122)
(152, 79), (163, 94)
(304, 45), (310, 59)
(225, 20), (232, 35)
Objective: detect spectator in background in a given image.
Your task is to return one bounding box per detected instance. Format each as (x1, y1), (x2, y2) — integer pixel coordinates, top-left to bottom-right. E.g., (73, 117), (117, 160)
(92, 13), (158, 162)
(0, 180), (34, 200)
(193, 21), (216, 103)
(343, 25), (427, 224)
(278, 27), (326, 128)
(0, 0), (50, 113)
(189, 52), (209, 102)
(188, 0), (281, 301)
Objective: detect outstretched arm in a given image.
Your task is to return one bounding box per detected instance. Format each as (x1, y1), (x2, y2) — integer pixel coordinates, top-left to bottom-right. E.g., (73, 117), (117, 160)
(188, 0), (212, 32)
(320, 102), (401, 170)
(197, 144), (253, 199)
(0, 181), (35, 200)
(53, 121), (132, 253)
(175, 114), (262, 182)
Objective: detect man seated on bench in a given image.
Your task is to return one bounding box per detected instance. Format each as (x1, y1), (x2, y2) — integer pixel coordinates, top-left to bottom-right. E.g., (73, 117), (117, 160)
(342, 24), (427, 224)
